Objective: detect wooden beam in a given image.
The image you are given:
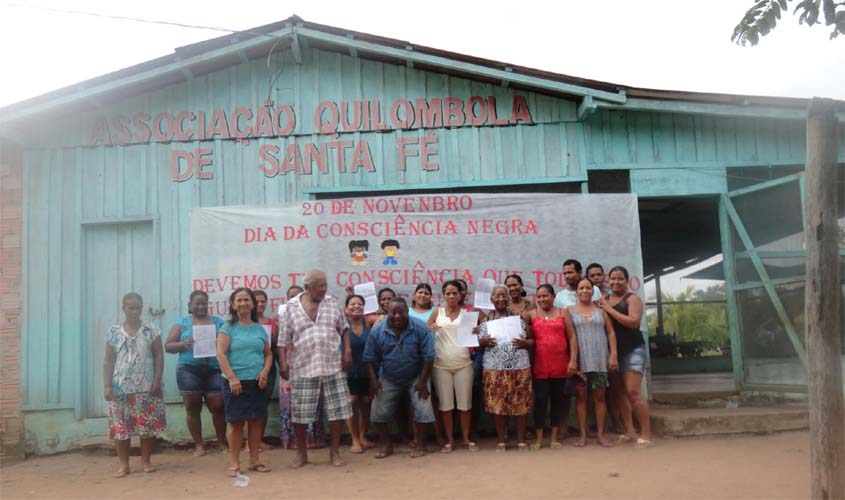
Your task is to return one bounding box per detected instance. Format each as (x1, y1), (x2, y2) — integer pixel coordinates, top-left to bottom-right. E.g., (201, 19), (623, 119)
(577, 95), (597, 121)
(803, 97), (844, 500)
(719, 197), (744, 391)
(295, 27), (627, 104)
(291, 33), (303, 64)
(304, 174), (588, 195)
(599, 96), (813, 121)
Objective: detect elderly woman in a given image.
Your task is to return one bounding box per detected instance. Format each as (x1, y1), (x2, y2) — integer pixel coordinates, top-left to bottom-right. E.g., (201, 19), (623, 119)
(598, 266), (653, 448)
(428, 280), (478, 452)
(103, 292), (166, 478)
(565, 278), (618, 448)
(217, 287), (273, 477)
(165, 290), (226, 456)
(477, 284), (533, 451)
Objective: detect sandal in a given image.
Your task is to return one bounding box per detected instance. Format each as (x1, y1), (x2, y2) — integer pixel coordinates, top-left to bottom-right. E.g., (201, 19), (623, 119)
(496, 442), (507, 452)
(616, 434), (635, 444)
(528, 442), (541, 451)
(440, 443), (454, 453)
(573, 438), (587, 448)
(597, 438), (614, 448)
(635, 438), (655, 449)
(248, 463), (271, 473)
(409, 448), (426, 459)
(227, 467), (240, 478)
(550, 441), (562, 450)
(517, 442), (529, 452)
(466, 441), (480, 452)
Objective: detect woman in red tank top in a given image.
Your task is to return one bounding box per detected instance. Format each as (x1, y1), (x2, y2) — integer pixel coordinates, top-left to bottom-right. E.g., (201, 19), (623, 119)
(523, 284), (578, 449)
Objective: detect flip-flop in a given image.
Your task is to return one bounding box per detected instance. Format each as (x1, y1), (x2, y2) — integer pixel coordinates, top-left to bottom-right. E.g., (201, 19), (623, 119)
(597, 439), (614, 448)
(248, 463), (271, 473)
(374, 448), (393, 459)
(517, 443), (529, 452)
(573, 439), (587, 448)
(409, 448), (426, 458)
(466, 442), (480, 452)
(616, 434), (634, 444)
(112, 467), (130, 478)
(550, 441), (562, 449)
(192, 448), (206, 457)
(142, 465), (157, 473)
(635, 438), (655, 449)
(440, 443), (454, 453)
(349, 445), (364, 454)
(495, 442), (507, 452)
(227, 467), (240, 478)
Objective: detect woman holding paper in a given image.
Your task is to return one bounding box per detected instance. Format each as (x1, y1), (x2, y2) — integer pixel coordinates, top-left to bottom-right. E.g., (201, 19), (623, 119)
(524, 284), (578, 450)
(165, 290), (227, 456)
(103, 292), (166, 478)
(217, 287), (273, 477)
(477, 284), (533, 451)
(565, 278), (618, 448)
(428, 280), (478, 452)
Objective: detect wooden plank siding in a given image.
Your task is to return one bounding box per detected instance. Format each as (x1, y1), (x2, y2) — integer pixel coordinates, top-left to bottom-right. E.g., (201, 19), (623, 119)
(16, 46), (818, 412)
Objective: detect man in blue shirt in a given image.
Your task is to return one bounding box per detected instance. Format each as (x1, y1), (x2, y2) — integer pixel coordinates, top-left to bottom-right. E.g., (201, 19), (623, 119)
(363, 297), (435, 459)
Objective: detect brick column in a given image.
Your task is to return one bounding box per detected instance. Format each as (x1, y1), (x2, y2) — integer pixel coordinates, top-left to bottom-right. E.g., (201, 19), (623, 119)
(0, 142), (23, 459)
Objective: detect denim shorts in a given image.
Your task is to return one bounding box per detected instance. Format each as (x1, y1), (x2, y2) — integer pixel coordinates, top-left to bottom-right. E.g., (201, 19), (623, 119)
(370, 377), (435, 424)
(176, 364), (224, 396)
(621, 346), (648, 374)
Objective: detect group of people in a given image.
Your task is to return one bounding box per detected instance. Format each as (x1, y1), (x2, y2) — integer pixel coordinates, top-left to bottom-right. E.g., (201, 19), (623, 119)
(102, 259), (653, 478)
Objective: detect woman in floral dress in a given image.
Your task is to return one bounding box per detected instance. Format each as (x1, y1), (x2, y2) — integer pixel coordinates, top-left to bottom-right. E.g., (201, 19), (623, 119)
(103, 292), (166, 478)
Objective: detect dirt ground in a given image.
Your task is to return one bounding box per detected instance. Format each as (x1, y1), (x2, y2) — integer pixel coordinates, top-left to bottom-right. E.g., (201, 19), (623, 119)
(1, 431), (810, 500)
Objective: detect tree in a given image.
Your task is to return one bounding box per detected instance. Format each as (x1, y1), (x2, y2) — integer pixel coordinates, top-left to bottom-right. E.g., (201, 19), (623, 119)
(732, 0), (845, 45)
(647, 285), (730, 355)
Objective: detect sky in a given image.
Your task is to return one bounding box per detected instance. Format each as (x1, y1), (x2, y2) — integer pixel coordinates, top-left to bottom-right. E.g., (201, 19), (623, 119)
(0, 0), (843, 109)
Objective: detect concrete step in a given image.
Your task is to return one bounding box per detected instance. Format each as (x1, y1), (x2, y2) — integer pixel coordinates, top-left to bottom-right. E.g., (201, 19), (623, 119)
(650, 404), (809, 437)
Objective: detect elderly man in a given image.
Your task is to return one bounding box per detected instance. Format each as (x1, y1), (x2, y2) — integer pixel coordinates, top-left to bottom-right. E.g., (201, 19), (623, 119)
(363, 297), (435, 459)
(279, 269), (352, 468)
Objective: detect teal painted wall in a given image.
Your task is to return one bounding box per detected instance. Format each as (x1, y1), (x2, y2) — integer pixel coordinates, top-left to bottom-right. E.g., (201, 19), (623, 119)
(15, 45), (819, 451)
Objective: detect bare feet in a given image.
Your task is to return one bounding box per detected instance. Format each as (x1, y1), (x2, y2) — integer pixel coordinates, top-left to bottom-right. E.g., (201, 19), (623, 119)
(330, 450), (346, 467)
(597, 437), (614, 448)
(192, 447), (206, 457)
(349, 443), (364, 454)
(290, 454), (308, 468)
(112, 466), (130, 478)
(375, 446), (394, 459)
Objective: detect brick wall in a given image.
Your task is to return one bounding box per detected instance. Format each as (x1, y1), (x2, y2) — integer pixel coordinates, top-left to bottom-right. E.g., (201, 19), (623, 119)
(0, 142), (23, 459)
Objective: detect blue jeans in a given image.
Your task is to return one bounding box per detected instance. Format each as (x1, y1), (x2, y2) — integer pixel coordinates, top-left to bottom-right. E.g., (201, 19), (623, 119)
(370, 377), (435, 424)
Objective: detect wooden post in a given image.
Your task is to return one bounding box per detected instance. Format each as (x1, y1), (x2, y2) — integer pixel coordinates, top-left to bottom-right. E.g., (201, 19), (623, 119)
(804, 97), (844, 500)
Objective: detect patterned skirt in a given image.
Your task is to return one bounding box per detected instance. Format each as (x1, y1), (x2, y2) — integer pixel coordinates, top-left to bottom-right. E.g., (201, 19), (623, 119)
(482, 368), (533, 416)
(108, 392), (166, 440)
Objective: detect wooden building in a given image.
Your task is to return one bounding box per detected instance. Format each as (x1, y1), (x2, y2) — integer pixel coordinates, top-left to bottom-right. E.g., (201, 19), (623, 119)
(0, 16), (842, 455)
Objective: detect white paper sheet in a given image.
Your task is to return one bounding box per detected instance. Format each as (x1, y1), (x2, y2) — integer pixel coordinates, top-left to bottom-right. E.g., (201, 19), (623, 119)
(486, 316), (522, 342)
(456, 311), (480, 347)
(473, 278), (496, 311)
(192, 324), (217, 358)
(353, 282), (380, 314)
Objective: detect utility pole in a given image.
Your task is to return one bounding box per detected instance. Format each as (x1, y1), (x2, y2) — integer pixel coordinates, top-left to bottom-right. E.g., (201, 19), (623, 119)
(804, 97), (844, 500)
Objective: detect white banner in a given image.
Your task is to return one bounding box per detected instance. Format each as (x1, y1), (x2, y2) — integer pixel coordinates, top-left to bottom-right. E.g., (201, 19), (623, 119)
(191, 193), (644, 315)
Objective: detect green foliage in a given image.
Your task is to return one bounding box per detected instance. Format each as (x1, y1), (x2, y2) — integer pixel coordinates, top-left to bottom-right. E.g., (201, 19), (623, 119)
(732, 0), (845, 45)
(647, 285), (730, 351)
